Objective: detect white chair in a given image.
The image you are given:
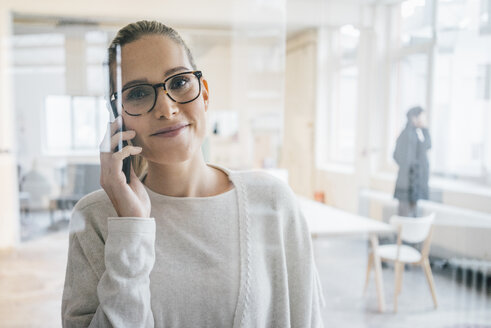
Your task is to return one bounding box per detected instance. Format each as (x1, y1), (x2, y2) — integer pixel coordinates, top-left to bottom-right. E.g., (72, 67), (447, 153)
(364, 213), (438, 312)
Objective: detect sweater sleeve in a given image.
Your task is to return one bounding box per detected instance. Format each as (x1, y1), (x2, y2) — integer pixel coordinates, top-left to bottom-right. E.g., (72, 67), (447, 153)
(62, 216), (156, 328)
(285, 196), (325, 328)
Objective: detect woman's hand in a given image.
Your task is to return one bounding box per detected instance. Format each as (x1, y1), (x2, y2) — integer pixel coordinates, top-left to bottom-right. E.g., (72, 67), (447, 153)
(99, 116), (151, 218)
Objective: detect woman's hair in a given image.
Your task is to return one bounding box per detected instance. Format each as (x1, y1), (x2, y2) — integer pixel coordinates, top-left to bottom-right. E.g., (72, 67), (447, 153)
(107, 20), (197, 180)
(406, 106), (424, 121)
(108, 20), (196, 71)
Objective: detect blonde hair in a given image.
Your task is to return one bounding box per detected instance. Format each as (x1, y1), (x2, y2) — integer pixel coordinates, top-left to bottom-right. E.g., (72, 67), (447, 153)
(132, 152), (149, 181)
(107, 20), (197, 179)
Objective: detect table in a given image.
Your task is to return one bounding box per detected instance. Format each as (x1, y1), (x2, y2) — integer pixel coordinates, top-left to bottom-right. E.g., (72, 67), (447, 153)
(298, 196), (395, 313)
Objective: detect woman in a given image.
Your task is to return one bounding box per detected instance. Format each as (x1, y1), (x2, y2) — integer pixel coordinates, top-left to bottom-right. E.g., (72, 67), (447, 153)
(61, 20), (324, 327)
(393, 106), (432, 217)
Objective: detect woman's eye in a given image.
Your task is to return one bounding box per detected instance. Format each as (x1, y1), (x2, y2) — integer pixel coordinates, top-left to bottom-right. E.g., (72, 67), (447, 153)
(169, 77), (189, 90)
(126, 87), (151, 101)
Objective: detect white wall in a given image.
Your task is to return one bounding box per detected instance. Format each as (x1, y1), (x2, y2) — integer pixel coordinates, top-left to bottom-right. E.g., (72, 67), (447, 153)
(0, 10), (19, 249)
(283, 29), (317, 198)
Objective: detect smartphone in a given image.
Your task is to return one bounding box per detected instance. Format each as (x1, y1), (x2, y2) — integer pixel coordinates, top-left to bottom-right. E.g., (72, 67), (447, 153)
(105, 43), (131, 183)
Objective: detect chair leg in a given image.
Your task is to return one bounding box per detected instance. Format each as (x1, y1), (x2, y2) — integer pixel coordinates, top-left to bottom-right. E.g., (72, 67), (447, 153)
(363, 252), (374, 295)
(397, 263), (404, 295)
(394, 261), (403, 312)
(422, 258), (438, 309)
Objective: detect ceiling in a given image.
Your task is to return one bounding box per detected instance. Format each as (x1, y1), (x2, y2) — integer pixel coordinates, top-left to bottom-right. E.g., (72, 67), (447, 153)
(11, 0), (404, 38)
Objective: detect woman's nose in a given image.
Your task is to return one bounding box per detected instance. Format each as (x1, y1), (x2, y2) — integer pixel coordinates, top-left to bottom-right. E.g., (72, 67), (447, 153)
(152, 88), (179, 119)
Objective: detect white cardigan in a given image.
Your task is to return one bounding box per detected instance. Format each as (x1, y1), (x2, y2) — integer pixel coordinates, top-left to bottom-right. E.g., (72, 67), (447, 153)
(62, 165), (325, 327)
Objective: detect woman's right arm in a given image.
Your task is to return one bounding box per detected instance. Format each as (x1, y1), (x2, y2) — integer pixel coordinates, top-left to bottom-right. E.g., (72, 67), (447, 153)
(62, 117), (155, 327)
(61, 214), (156, 328)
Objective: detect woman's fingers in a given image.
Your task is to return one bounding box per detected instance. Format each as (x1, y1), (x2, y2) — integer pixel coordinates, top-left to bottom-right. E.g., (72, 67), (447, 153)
(100, 145), (142, 186)
(98, 117), (151, 218)
(112, 145), (143, 162)
(100, 144), (142, 170)
(100, 116), (139, 153)
(99, 117), (123, 153)
(110, 130), (136, 151)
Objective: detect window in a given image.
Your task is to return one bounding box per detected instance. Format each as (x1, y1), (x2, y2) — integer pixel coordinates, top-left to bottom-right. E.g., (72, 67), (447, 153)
(400, 0), (433, 46)
(388, 53), (429, 163)
(86, 31), (109, 96)
(324, 25), (360, 166)
(43, 95), (107, 155)
(329, 65), (358, 164)
(387, 0), (491, 185)
(14, 28), (115, 159)
(432, 0), (491, 181)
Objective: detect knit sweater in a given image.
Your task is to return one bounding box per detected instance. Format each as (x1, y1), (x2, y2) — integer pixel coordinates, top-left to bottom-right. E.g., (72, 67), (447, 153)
(61, 165), (325, 327)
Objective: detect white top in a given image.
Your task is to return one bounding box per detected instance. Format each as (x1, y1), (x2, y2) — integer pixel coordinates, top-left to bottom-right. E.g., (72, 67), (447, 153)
(62, 165), (324, 328)
(144, 185), (239, 326)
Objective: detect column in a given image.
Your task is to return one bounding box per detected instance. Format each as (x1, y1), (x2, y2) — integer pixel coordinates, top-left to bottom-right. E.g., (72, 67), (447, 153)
(0, 9), (20, 249)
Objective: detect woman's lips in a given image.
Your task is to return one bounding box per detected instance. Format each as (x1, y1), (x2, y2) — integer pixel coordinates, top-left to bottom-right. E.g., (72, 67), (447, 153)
(151, 124), (189, 138)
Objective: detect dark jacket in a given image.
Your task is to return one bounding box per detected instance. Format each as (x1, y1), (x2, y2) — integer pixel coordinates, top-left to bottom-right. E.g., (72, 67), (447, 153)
(393, 124), (431, 202)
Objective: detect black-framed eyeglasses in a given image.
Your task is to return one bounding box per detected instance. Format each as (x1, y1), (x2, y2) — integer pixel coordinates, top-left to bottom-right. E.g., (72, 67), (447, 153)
(110, 70), (203, 117)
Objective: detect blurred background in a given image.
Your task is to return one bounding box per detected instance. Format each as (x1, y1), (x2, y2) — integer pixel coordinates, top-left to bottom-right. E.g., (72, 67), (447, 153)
(0, 0), (490, 327)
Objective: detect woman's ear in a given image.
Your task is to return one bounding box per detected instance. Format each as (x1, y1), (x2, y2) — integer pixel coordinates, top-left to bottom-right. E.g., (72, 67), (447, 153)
(202, 78), (209, 111)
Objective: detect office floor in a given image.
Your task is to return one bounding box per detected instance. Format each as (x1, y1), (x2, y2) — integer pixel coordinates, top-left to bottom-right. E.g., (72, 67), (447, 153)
(315, 237), (491, 328)
(0, 228), (68, 327)
(0, 221), (490, 327)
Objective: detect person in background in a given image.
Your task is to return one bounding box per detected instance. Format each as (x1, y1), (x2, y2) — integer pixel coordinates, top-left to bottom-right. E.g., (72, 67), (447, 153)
(393, 106), (432, 217)
(61, 20), (324, 327)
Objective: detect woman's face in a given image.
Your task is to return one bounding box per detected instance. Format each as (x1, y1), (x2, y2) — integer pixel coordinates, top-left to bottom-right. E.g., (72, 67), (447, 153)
(115, 35), (209, 165)
(411, 112), (426, 128)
